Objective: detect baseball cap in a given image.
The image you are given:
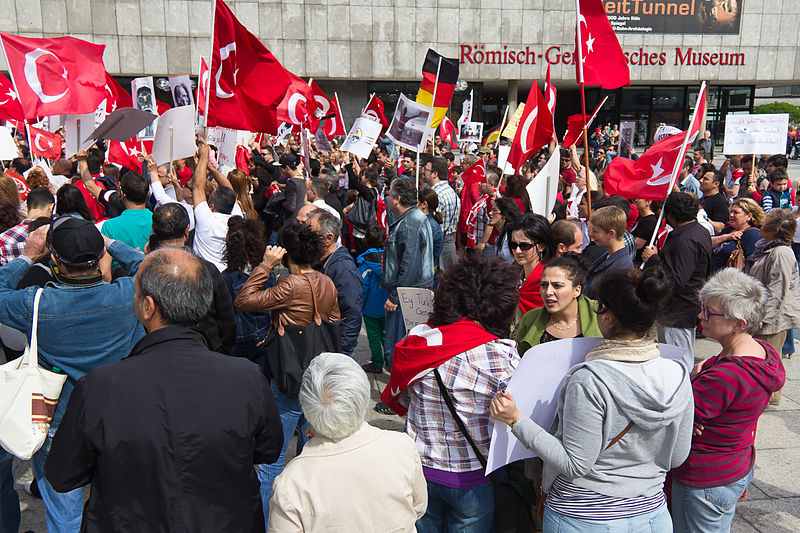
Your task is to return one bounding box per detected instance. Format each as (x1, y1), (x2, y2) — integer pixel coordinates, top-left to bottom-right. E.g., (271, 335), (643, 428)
(273, 153), (299, 170)
(478, 146), (490, 154)
(47, 216), (105, 267)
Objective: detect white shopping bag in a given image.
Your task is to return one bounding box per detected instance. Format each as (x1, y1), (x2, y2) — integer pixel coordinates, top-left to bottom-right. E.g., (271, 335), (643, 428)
(0, 289), (67, 460)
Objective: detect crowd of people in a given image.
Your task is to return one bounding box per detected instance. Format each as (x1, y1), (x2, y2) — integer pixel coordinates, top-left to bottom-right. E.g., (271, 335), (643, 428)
(0, 122), (796, 533)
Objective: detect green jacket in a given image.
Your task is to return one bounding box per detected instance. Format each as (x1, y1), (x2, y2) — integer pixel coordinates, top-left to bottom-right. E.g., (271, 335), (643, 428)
(515, 295), (602, 355)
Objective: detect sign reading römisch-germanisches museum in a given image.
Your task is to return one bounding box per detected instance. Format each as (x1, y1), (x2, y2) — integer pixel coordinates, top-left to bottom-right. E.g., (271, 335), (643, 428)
(603, 0), (743, 34)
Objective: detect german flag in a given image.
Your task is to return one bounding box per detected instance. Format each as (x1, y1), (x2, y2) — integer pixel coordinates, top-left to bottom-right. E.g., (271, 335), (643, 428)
(416, 49), (459, 128)
(483, 125), (501, 146)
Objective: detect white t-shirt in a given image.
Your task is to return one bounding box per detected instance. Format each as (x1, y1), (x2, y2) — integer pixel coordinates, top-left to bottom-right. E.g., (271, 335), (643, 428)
(193, 201), (232, 271)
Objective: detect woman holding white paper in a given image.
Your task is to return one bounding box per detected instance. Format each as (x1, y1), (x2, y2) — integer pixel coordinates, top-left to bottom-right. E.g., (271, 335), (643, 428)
(491, 267), (694, 532)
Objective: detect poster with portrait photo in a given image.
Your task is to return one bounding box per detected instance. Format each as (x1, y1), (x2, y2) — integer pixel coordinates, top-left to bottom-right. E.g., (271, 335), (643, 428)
(459, 121), (484, 143)
(169, 74), (195, 109)
(132, 76), (157, 140)
(386, 94), (434, 152)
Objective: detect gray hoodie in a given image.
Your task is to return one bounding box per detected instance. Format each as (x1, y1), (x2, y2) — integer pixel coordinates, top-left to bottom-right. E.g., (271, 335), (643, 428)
(512, 356), (694, 498)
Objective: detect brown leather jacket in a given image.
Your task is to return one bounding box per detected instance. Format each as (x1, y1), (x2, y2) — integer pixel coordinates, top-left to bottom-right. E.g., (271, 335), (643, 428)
(234, 265), (341, 334)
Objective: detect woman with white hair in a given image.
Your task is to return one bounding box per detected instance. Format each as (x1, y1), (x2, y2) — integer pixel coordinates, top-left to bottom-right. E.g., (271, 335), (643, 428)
(267, 353), (427, 532)
(671, 268), (785, 533)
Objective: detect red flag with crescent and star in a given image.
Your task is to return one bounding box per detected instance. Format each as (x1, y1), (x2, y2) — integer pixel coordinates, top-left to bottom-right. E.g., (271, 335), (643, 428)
(363, 95), (389, 135)
(277, 75), (314, 131)
(107, 137), (153, 171)
(544, 63), (557, 128)
(208, 0), (294, 134)
(28, 125), (62, 160)
(309, 81), (345, 138)
(604, 83), (708, 200)
(507, 81), (553, 173)
(0, 33), (107, 120)
(575, 0), (629, 89)
(439, 116), (458, 149)
(461, 158), (487, 188)
(196, 57), (209, 116)
(0, 73), (24, 121)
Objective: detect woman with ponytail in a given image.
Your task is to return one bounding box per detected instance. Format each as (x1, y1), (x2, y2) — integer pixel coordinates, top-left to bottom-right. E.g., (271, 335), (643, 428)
(491, 266), (694, 532)
(418, 187), (444, 270)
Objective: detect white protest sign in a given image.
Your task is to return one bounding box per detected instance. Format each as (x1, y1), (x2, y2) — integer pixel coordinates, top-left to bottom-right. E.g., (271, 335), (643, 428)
(213, 127), (238, 168)
(152, 106), (197, 166)
(723, 113), (789, 155)
(341, 117), (382, 159)
(497, 145), (513, 175)
(63, 112), (97, 157)
(0, 126), (20, 160)
(486, 338), (688, 474)
(397, 287), (435, 331)
(526, 148), (560, 217)
(386, 94), (433, 152)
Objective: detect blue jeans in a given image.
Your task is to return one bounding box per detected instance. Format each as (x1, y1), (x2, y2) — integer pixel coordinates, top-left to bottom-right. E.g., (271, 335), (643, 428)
(384, 307), (407, 371)
(782, 329), (795, 355)
(0, 449), (19, 533)
(671, 469), (753, 533)
(257, 379), (308, 527)
(543, 503), (672, 532)
(32, 427), (84, 532)
(416, 481), (494, 533)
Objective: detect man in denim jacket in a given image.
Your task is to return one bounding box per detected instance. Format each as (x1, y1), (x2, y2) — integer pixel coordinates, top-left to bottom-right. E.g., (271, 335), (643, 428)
(0, 217), (145, 533)
(381, 177), (434, 374)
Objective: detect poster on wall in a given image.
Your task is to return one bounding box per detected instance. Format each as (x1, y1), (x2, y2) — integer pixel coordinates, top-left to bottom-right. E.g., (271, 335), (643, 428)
(603, 0), (743, 34)
(722, 114), (790, 155)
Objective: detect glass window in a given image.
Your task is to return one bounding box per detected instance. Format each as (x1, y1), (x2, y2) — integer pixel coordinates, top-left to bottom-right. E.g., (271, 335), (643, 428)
(621, 88), (651, 110)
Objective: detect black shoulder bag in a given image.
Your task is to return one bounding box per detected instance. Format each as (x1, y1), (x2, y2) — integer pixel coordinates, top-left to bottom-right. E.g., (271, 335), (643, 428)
(433, 369), (536, 533)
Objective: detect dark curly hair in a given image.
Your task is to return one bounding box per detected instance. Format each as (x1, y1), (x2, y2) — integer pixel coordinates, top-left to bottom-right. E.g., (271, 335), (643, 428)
(0, 197), (20, 232)
(595, 266), (672, 337)
(428, 254), (520, 338)
(543, 252), (588, 292)
(224, 216), (267, 272)
(278, 219), (325, 266)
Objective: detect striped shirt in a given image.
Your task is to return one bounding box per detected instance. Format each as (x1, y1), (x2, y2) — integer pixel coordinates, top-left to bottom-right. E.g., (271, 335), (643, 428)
(433, 181), (461, 235)
(673, 340), (785, 488)
(401, 339), (519, 486)
(546, 476), (666, 520)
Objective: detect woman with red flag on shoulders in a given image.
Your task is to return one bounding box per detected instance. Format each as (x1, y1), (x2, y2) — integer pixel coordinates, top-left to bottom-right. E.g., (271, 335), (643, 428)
(380, 254), (521, 533)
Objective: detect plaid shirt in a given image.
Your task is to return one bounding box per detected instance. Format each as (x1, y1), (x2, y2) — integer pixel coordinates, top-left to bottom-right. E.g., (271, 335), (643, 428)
(401, 339), (520, 473)
(433, 181), (461, 236)
(0, 220), (29, 266)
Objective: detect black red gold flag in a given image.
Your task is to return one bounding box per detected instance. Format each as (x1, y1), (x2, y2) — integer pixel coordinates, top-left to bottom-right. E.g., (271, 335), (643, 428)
(415, 48), (459, 128)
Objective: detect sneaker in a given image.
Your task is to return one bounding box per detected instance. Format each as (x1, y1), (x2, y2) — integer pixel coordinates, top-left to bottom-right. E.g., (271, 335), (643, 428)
(24, 481), (41, 499)
(361, 362), (383, 374)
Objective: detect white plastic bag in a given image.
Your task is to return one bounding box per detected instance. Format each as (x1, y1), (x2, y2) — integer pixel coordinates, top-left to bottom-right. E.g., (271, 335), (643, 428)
(0, 288), (67, 460)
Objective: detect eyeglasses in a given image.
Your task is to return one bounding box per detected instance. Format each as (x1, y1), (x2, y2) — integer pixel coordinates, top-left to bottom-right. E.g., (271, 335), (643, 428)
(509, 241), (536, 251)
(700, 303), (726, 321)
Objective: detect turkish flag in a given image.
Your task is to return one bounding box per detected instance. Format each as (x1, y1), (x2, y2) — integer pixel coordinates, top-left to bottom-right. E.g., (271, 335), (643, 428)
(439, 116), (458, 149)
(28, 125), (62, 160)
(196, 57), (209, 116)
(507, 81), (553, 173)
(575, 0), (629, 89)
(604, 83), (707, 200)
(0, 73), (24, 121)
(461, 158), (486, 188)
(0, 33), (107, 119)
(544, 63), (557, 125)
(277, 75), (314, 130)
(562, 96), (608, 148)
(309, 80), (345, 138)
(363, 95), (389, 134)
(108, 138), (152, 171)
(208, 0), (294, 134)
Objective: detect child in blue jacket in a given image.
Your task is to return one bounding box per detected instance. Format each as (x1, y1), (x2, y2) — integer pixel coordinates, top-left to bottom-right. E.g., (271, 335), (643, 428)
(357, 226), (389, 374)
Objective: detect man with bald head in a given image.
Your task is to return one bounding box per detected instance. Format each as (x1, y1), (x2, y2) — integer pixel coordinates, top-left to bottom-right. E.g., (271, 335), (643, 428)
(46, 248), (283, 532)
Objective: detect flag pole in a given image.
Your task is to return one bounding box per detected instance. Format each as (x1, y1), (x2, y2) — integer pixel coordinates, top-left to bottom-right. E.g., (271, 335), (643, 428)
(416, 150), (420, 188)
(203, 0), (217, 137)
(574, 0), (593, 216)
(642, 81), (707, 265)
(194, 55), (203, 129)
(497, 104), (509, 144)
(429, 56), (443, 156)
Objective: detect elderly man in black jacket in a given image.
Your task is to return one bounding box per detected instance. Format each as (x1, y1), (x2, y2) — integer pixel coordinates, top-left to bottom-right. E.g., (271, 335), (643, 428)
(45, 247), (282, 533)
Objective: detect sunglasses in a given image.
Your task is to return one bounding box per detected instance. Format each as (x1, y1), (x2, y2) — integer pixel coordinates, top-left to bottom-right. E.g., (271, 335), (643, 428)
(509, 241), (536, 251)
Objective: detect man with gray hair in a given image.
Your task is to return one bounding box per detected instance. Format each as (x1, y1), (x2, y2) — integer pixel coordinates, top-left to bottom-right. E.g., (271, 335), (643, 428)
(46, 248), (283, 532)
(308, 209), (362, 355)
(268, 353), (427, 531)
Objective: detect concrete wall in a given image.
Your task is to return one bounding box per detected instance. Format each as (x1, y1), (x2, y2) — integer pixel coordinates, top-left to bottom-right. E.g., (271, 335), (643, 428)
(1, 0), (798, 84)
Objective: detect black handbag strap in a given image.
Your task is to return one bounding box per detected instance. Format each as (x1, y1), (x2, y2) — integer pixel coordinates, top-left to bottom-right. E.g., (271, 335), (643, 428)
(433, 368), (491, 472)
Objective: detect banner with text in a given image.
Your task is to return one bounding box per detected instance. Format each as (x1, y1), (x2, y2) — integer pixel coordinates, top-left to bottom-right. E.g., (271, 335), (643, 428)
(722, 113), (789, 156)
(603, 0), (744, 34)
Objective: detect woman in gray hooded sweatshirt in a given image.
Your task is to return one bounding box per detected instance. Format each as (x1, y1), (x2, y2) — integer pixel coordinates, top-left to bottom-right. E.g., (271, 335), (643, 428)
(491, 266), (694, 532)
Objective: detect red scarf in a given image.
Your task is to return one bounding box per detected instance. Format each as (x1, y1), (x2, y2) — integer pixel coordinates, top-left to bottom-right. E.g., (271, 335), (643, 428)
(518, 262), (545, 313)
(465, 195), (489, 248)
(381, 319), (498, 415)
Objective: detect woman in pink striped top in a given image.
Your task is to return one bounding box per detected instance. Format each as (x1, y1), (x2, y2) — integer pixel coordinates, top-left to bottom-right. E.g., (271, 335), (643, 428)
(671, 268), (786, 533)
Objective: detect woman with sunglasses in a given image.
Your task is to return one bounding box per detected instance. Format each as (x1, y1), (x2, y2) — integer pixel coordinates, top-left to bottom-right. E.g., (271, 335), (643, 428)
(505, 213), (556, 317)
(671, 268), (785, 533)
(491, 266), (693, 532)
(516, 253), (602, 356)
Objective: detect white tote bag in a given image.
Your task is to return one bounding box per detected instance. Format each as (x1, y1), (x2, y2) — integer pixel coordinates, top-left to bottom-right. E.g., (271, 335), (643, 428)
(0, 288), (67, 460)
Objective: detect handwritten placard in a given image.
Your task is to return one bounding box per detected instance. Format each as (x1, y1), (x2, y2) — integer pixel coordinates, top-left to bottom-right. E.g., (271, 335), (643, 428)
(397, 287), (434, 331)
(723, 113), (789, 155)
